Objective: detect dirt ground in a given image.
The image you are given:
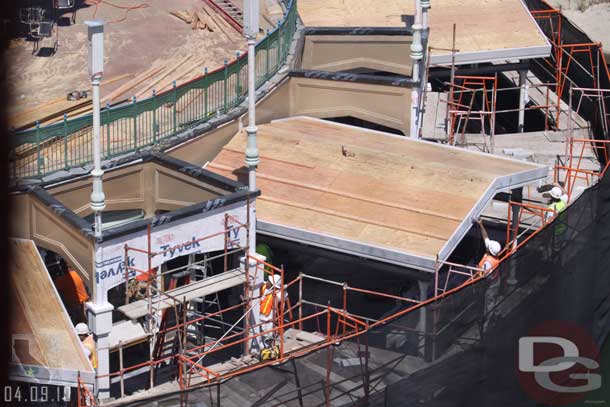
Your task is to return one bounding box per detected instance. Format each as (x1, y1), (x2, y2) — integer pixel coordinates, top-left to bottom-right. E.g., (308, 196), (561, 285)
(8, 0), (282, 116)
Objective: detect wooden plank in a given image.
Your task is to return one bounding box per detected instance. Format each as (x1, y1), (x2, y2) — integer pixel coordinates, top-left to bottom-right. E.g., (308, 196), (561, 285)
(201, 3), (234, 40)
(156, 59), (203, 93)
(102, 65), (166, 104)
(10, 97), (92, 131)
(191, 10), (200, 29)
(200, 4), (223, 34)
(196, 10), (214, 32)
(118, 269), (246, 319)
(102, 72), (135, 87)
(170, 10), (191, 24)
(135, 55), (193, 98)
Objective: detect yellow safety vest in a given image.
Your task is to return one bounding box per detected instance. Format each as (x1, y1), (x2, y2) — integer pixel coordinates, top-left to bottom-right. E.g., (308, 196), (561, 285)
(82, 334), (98, 369)
(548, 200), (567, 235)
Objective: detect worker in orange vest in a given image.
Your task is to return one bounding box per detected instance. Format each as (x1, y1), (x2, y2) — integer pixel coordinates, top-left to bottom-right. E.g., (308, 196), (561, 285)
(259, 274), (284, 348)
(476, 219), (502, 275)
(128, 268), (154, 300)
(54, 259), (90, 323)
(75, 323), (98, 369)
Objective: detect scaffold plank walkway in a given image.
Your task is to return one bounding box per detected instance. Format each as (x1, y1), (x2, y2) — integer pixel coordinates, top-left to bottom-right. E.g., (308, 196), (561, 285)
(118, 268), (245, 320)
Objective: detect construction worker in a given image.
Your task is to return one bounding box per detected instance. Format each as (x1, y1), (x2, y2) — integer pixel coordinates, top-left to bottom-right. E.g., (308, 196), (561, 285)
(545, 186), (568, 222)
(258, 274), (285, 359)
(75, 323), (98, 369)
(53, 259), (90, 323)
(476, 219), (502, 274)
(476, 219), (504, 331)
(256, 243), (274, 271)
(128, 268), (153, 300)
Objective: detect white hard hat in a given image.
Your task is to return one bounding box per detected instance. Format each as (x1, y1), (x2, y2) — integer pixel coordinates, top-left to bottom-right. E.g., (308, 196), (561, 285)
(486, 240), (502, 256)
(550, 186), (563, 199)
(269, 274), (282, 289)
(75, 323), (90, 336)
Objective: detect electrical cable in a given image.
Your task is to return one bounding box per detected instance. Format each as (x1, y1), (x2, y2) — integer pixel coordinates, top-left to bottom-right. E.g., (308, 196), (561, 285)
(85, 0), (149, 24)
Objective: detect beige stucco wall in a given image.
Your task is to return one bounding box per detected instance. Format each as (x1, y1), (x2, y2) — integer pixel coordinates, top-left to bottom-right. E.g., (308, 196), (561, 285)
(9, 193), (95, 286)
(169, 77), (410, 168)
(301, 35), (414, 75)
(289, 77), (410, 133)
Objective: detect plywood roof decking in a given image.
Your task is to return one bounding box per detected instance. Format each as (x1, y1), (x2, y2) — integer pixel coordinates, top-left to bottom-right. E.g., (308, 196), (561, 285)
(209, 117), (547, 271)
(298, 0), (550, 64)
(9, 239), (94, 384)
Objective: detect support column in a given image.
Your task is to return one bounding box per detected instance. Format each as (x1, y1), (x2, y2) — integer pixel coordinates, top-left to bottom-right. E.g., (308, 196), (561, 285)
(421, 0), (431, 30)
(245, 35), (259, 253)
(417, 280), (432, 361)
(242, 253), (265, 354)
(410, 23), (423, 139)
(86, 301), (114, 399)
(508, 188), (523, 286)
(518, 69), (528, 133)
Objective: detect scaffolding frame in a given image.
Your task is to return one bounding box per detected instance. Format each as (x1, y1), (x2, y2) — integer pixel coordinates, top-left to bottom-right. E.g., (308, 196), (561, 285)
(554, 137), (610, 201)
(96, 186), (593, 403)
(446, 75), (498, 148)
(531, 2), (610, 130)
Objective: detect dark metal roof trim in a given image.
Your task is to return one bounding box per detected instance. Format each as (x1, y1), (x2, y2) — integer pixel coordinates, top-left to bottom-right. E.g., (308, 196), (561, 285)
(303, 26), (413, 36)
(101, 189), (260, 242)
(289, 69), (417, 87)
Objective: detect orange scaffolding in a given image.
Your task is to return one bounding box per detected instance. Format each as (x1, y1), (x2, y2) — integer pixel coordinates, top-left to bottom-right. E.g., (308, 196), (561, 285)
(77, 374), (96, 407)
(531, 2), (610, 129)
(555, 137), (610, 201)
(447, 75), (497, 147)
(98, 178), (603, 401)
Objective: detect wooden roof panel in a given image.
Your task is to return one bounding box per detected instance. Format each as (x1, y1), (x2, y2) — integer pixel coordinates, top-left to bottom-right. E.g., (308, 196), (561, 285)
(210, 117), (545, 266)
(298, 0), (549, 61)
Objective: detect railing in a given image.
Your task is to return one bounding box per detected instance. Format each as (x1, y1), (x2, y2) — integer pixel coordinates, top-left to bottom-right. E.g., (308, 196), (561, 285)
(11, 0), (298, 179)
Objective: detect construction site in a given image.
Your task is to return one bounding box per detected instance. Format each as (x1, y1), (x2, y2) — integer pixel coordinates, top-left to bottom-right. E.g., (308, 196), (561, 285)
(5, 0), (610, 406)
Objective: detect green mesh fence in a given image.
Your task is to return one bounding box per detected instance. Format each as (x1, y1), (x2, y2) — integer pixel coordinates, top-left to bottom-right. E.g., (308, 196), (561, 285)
(11, 0), (297, 179)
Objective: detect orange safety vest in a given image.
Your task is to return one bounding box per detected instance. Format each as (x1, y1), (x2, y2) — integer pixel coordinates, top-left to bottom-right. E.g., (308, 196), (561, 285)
(478, 254), (500, 273)
(55, 269), (89, 305)
(82, 334), (98, 369)
(260, 285), (275, 317)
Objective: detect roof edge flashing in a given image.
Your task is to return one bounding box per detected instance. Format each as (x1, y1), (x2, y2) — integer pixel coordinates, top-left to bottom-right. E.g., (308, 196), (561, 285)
(436, 165), (549, 262)
(258, 220), (437, 273)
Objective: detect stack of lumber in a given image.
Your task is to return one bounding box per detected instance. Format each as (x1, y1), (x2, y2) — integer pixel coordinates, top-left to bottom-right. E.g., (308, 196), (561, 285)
(170, 10), (213, 31)
(170, 3), (242, 40)
(10, 73), (133, 131)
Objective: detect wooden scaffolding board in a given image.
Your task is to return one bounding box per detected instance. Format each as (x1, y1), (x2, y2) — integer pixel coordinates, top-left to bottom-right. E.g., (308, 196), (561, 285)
(118, 268), (246, 320)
